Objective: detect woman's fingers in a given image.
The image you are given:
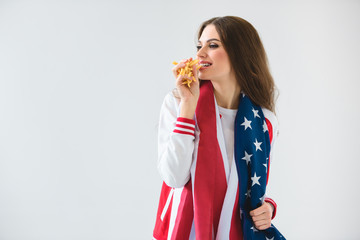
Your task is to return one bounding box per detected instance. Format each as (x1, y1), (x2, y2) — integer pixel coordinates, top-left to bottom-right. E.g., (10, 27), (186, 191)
(172, 58), (200, 118)
(251, 213), (268, 222)
(172, 63), (185, 78)
(250, 205), (265, 217)
(250, 202), (272, 217)
(173, 58), (199, 90)
(172, 58), (192, 78)
(175, 73), (185, 87)
(253, 219), (271, 230)
(250, 202), (273, 230)
(192, 63), (199, 82)
(252, 213), (271, 230)
(172, 57), (200, 102)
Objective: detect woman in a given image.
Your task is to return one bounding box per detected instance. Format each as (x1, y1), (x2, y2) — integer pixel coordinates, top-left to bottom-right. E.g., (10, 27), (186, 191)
(153, 16), (285, 240)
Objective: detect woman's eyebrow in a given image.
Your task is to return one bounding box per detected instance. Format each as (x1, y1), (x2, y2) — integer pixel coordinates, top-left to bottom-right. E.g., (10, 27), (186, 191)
(198, 38), (221, 43)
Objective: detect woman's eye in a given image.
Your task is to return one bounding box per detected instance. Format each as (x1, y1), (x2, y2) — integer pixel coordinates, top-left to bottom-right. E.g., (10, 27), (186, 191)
(196, 43), (218, 51)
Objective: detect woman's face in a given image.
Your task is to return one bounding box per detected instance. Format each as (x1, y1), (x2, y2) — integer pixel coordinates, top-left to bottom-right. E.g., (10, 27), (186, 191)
(196, 24), (233, 82)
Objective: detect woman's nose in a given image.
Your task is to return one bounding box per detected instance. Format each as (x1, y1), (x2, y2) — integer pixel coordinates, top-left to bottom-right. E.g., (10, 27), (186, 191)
(196, 47), (206, 58)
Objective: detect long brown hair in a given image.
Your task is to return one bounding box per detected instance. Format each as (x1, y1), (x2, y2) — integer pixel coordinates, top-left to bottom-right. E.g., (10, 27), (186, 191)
(198, 16), (277, 112)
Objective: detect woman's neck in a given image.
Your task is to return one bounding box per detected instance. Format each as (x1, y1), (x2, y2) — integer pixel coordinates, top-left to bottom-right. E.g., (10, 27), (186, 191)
(212, 80), (241, 109)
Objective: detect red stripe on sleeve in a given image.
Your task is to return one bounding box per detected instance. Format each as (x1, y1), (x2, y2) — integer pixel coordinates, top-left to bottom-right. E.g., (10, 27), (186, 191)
(177, 117), (195, 125)
(173, 129), (195, 137)
(265, 197), (277, 219)
(175, 124), (195, 131)
(173, 117), (195, 136)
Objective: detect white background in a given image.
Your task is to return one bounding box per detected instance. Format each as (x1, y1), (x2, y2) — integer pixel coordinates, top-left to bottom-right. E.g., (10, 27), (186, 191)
(0, 0), (359, 239)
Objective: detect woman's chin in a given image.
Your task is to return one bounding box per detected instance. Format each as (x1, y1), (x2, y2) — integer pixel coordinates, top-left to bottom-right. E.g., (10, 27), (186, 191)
(198, 72), (209, 80)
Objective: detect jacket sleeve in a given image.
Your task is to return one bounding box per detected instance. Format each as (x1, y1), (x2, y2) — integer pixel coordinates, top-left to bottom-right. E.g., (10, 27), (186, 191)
(157, 92), (196, 188)
(263, 108), (280, 219)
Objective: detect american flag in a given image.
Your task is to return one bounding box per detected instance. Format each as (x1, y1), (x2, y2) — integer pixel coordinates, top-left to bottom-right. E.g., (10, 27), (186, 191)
(234, 93), (285, 240)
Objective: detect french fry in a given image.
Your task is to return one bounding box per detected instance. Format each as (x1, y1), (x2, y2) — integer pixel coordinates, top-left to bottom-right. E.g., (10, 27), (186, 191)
(173, 59), (201, 88)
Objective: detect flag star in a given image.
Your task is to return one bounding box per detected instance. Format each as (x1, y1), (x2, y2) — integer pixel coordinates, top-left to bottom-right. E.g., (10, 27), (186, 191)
(263, 120), (268, 133)
(253, 138), (263, 151)
(242, 151), (253, 165)
(241, 117), (252, 130)
(250, 226), (258, 232)
(240, 208), (244, 219)
(259, 194), (266, 203)
(242, 93), (246, 98)
(263, 163), (268, 173)
(245, 189), (251, 198)
(266, 238), (274, 240)
(251, 173), (261, 186)
(252, 108), (260, 118)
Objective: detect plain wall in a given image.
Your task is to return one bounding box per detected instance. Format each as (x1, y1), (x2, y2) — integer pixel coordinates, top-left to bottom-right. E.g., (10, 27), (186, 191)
(0, 0), (359, 239)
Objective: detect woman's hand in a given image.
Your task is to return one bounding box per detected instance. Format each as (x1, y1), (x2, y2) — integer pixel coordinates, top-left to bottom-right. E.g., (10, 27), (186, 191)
(249, 202), (274, 230)
(172, 58), (200, 119)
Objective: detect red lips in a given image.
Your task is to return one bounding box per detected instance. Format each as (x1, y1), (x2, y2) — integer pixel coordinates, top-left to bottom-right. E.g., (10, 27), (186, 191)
(199, 61), (212, 69)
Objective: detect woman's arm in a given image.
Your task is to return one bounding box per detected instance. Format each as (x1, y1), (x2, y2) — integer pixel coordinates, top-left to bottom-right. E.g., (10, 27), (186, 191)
(157, 92), (196, 188)
(157, 58), (200, 188)
(250, 109), (279, 229)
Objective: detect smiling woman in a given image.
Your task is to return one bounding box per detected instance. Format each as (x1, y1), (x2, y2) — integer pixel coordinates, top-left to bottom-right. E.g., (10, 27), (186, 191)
(153, 16), (285, 240)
